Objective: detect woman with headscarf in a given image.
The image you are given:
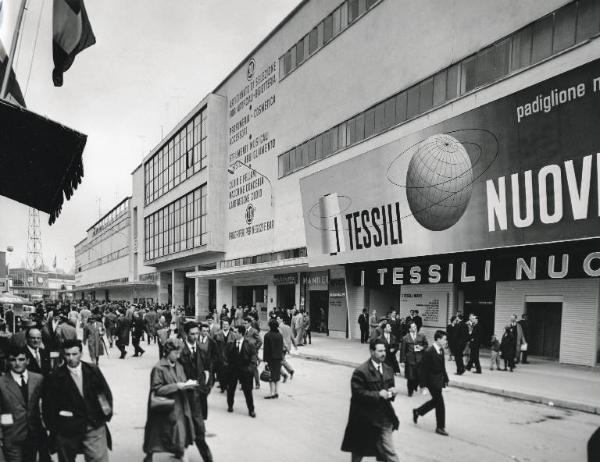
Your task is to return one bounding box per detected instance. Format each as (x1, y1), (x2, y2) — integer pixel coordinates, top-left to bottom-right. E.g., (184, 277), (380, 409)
(263, 318), (284, 399)
(143, 338), (204, 461)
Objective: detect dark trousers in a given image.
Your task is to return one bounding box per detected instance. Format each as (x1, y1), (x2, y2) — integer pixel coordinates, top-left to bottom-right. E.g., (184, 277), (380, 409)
(455, 345), (466, 374)
(504, 357), (515, 371)
(360, 327), (369, 343)
(227, 370), (254, 412)
(406, 378), (419, 395)
(520, 350), (529, 363)
(466, 345), (481, 372)
(2, 441), (39, 462)
(116, 341), (127, 358)
(416, 386), (445, 429)
(132, 336), (145, 356)
(189, 391), (213, 462)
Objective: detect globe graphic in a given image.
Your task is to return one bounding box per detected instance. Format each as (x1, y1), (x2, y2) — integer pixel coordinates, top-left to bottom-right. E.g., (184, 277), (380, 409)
(405, 134), (473, 231)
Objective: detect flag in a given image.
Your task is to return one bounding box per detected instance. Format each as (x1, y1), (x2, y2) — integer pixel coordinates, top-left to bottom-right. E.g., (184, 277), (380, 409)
(52, 255), (57, 269)
(0, 0), (25, 106)
(52, 0), (96, 87)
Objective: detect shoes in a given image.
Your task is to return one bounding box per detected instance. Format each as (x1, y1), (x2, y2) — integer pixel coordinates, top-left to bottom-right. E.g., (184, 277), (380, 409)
(249, 410), (256, 418)
(255, 384), (260, 390)
(455, 371), (464, 375)
(282, 374), (288, 383)
(473, 371), (482, 374)
(139, 350), (145, 357)
(412, 409), (419, 424)
(132, 354), (139, 357)
(264, 395), (275, 399)
(435, 428), (449, 436)
(408, 391), (413, 397)
(227, 407), (233, 413)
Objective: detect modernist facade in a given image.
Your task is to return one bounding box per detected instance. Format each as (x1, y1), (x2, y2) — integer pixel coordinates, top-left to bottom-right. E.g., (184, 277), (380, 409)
(127, 0), (600, 366)
(9, 268), (75, 301)
(74, 197), (157, 302)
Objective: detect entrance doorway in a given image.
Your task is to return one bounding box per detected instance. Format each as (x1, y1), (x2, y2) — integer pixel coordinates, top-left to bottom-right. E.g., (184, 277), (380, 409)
(277, 285), (295, 310)
(461, 282), (495, 347)
(525, 302), (562, 359)
(309, 290), (329, 333)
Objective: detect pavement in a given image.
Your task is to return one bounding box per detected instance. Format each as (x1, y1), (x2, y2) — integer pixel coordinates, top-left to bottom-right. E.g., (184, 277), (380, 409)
(292, 334), (600, 415)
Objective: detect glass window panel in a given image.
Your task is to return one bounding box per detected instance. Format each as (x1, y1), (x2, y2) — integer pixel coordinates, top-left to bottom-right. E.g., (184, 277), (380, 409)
(338, 122), (347, 148)
(460, 55), (477, 93)
(358, 0), (367, 16)
(333, 7), (341, 35)
(364, 108), (375, 138)
(510, 25), (532, 71)
(476, 39), (509, 86)
(531, 15), (554, 63)
(303, 35), (310, 61)
(288, 148), (297, 171)
(374, 102), (385, 133)
(317, 21), (324, 49)
(315, 135), (324, 160)
(324, 15), (333, 43)
(278, 153), (288, 178)
(577, 0), (600, 42)
(366, 0), (378, 9)
(296, 39), (304, 66)
(406, 85), (420, 119)
(309, 28), (318, 54)
(348, 0), (359, 22)
(284, 50), (292, 75)
(553, 3), (576, 52)
(290, 45), (296, 71)
(341, 1), (348, 28)
(322, 129), (332, 157)
(279, 56), (285, 79)
(330, 127), (339, 153)
(383, 97), (396, 129)
(355, 113), (365, 142)
(433, 70), (447, 106)
(346, 117), (356, 145)
(395, 92), (407, 122)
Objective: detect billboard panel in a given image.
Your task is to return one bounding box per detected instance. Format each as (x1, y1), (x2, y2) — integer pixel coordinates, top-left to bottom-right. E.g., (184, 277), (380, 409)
(300, 59), (600, 267)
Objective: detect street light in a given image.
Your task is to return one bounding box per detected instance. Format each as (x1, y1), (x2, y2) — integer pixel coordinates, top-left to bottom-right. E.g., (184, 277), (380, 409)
(227, 160), (274, 207)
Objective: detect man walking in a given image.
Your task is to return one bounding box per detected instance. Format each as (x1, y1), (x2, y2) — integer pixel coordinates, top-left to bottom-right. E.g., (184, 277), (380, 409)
(518, 314), (530, 364)
(244, 317), (262, 389)
(453, 314), (469, 375)
(214, 319), (237, 393)
(225, 326), (257, 418)
(413, 330), (450, 436)
(115, 311), (132, 359)
(341, 338), (399, 462)
(179, 321), (213, 462)
(25, 327), (52, 377)
(277, 315), (296, 381)
(465, 314), (482, 374)
(509, 314), (526, 365)
(400, 322), (428, 396)
(43, 339), (113, 461)
(0, 346), (47, 461)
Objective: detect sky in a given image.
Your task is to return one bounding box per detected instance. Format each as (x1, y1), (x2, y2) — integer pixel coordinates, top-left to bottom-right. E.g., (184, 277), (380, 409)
(0, 0), (301, 271)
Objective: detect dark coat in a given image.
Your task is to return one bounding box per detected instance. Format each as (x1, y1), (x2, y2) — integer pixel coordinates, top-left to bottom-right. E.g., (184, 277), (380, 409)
(468, 323), (483, 347)
(419, 345), (449, 390)
(454, 321), (469, 350)
(178, 341), (210, 431)
(379, 333), (400, 373)
(42, 361), (113, 446)
(263, 331), (284, 362)
(116, 317), (131, 346)
(213, 330), (237, 366)
(401, 332), (428, 381)
(25, 346), (52, 377)
(500, 330), (516, 360)
(226, 339), (257, 374)
(0, 371), (45, 446)
(413, 315), (423, 331)
(143, 359), (194, 456)
(341, 360), (399, 457)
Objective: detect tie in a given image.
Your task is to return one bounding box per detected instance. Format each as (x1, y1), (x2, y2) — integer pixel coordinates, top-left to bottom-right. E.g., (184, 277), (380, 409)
(71, 371), (84, 396)
(192, 345), (196, 355)
(20, 374), (27, 403)
(377, 364), (382, 375)
(35, 350), (41, 367)
(237, 340), (242, 353)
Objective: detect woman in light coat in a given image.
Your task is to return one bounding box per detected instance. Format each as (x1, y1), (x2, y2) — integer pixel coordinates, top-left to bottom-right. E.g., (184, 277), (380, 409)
(83, 315), (105, 365)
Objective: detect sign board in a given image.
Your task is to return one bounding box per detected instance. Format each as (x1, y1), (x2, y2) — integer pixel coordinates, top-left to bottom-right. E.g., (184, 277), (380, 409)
(328, 278), (347, 333)
(400, 292), (448, 328)
(300, 59), (600, 267)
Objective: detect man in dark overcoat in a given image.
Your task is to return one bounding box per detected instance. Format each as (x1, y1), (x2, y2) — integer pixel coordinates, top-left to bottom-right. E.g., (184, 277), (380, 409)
(115, 311), (132, 359)
(400, 322), (428, 396)
(341, 338), (399, 462)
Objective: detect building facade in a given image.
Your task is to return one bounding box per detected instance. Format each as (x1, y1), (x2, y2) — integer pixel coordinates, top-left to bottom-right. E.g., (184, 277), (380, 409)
(9, 268), (75, 301)
(74, 197), (157, 302)
(129, 0), (600, 365)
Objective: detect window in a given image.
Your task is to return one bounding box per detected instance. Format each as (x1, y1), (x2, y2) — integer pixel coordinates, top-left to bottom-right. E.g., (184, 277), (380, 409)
(531, 15), (554, 63)
(323, 15), (334, 43)
(309, 28), (318, 54)
(553, 3), (577, 52)
(406, 85), (420, 119)
(510, 25), (533, 71)
(576, 0), (600, 42)
(432, 70), (447, 107)
(419, 78), (433, 113)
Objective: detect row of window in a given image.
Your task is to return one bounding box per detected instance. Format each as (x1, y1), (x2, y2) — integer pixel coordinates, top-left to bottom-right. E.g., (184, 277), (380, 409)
(217, 247), (307, 269)
(144, 109), (208, 205)
(76, 217), (129, 258)
(279, 0), (381, 81)
(89, 198), (129, 236)
(278, 0), (600, 178)
(77, 247), (129, 273)
(144, 185), (208, 261)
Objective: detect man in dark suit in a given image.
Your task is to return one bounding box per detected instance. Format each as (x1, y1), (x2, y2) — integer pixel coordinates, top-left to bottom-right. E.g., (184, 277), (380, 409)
(413, 330), (450, 436)
(225, 325), (257, 417)
(413, 310), (423, 332)
(25, 327), (52, 377)
(453, 314), (469, 375)
(197, 322), (217, 418)
(358, 308), (369, 344)
(243, 317), (262, 389)
(0, 346), (46, 461)
(341, 338), (399, 462)
(465, 314), (482, 374)
(400, 322), (429, 396)
(214, 319), (237, 392)
(179, 321), (213, 462)
(379, 322), (400, 374)
(115, 311), (131, 359)
(42, 339), (113, 462)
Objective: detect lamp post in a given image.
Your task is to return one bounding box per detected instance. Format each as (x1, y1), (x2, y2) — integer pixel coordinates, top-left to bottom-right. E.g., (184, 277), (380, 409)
(4, 246), (14, 294)
(227, 160), (274, 207)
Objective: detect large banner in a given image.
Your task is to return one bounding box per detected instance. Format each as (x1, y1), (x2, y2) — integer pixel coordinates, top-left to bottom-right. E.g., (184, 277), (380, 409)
(300, 59), (600, 268)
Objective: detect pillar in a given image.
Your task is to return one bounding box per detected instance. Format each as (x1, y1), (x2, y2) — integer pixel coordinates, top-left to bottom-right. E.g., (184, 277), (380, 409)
(158, 272), (170, 305)
(195, 277), (209, 320)
(216, 279), (233, 311)
(172, 270), (184, 307)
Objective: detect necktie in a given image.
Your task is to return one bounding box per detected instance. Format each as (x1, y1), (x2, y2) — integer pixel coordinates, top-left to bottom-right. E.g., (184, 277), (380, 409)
(237, 340), (242, 353)
(192, 345), (196, 355)
(20, 374), (27, 402)
(35, 350), (41, 367)
(377, 364), (382, 375)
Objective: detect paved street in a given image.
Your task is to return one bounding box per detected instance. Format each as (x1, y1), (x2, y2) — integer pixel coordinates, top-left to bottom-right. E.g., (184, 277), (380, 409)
(84, 342), (599, 462)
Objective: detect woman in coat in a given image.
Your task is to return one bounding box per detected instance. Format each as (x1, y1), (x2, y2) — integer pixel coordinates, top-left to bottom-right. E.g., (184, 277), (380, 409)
(263, 318), (284, 399)
(143, 338), (200, 461)
(83, 315), (105, 365)
(500, 324), (516, 372)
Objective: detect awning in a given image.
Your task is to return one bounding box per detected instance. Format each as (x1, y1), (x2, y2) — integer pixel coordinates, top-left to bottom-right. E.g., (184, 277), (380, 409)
(186, 256), (309, 280)
(0, 99), (86, 224)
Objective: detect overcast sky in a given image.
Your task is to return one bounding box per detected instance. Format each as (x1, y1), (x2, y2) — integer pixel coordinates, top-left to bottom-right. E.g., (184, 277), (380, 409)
(0, 0), (300, 271)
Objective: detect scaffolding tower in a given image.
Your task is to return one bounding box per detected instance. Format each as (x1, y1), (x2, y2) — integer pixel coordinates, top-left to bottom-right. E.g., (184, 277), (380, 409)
(26, 208), (44, 271)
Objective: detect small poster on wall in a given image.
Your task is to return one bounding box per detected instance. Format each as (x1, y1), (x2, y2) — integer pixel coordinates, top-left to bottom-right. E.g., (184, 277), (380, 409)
(400, 292), (448, 328)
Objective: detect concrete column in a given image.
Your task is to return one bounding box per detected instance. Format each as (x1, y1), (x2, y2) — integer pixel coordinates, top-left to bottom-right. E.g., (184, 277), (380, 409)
(295, 277), (301, 311)
(172, 270), (185, 308)
(216, 279), (233, 311)
(195, 277), (209, 320)
(158, 272), (170, 305)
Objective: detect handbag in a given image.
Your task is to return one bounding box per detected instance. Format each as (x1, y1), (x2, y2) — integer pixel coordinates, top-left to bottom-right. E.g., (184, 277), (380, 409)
(150, 391), (175, 412)
(259, 365), (271, 382)
(520, 342), (528, 352)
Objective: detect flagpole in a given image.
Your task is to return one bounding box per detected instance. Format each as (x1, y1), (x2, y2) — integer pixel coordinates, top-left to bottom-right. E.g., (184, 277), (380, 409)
(0, 0), (27, 100)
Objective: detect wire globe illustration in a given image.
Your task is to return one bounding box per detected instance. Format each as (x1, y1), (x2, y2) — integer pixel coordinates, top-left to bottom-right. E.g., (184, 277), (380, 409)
(405, 134), (474, 231)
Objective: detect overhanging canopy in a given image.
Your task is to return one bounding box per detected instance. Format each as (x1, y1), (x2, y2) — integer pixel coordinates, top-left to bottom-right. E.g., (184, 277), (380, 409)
(0, 99), (86, 224)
